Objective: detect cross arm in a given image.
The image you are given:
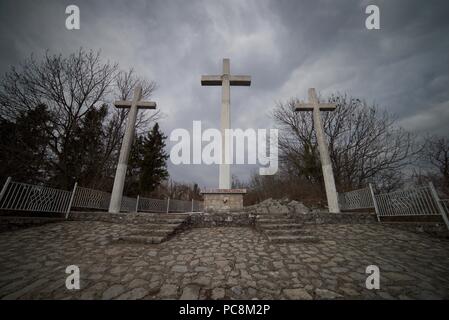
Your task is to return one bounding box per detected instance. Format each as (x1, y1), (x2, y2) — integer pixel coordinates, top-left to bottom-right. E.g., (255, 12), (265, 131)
(201, 75), (222, 86)
(114, 101), (157, 109)
(294, 102), (336, 111)
(230, 75), (251, 86)
(201, 75), (251, 86)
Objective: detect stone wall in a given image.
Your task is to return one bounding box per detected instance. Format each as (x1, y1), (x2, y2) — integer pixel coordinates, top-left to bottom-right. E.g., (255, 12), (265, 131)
(70, 210), (256, 229)
(69, 210), (377, 226)
(291, 211), (377, 224)
(242, 198), (377, 224)
(188, 212), (255, 227)
(68, 211), (189, 224)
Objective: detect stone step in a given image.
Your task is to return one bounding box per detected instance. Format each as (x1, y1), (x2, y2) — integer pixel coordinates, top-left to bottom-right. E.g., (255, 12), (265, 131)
(145, 214), (187, 221)
(139, 218), (186, 224)
(257, 218), (296, 224)
(128, 224), (180, 234)
(258, 223), (303, 230)
(262, 212), (292, 215)
(133, 229), (175, 237)
(267, 235), (319, 243)
(118, 235), (165, 244)
(254, 213), (291, 218)
(264, 228), (304, 236)
(140, 213), (189, 219)
(118, 214), (189, 245)
(136, 223), (181, 230)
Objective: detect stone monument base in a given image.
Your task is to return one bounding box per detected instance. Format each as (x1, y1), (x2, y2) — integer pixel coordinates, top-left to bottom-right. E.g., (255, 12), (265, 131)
(200, 189), (247, 213)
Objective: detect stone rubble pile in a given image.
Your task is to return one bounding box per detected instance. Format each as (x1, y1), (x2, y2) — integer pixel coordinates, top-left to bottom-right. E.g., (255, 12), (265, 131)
(244, 198), (311, 215)
(244, 198), (319, 243)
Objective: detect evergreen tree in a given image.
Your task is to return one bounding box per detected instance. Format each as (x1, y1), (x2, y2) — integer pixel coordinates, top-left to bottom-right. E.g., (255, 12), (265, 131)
(125, 135), (144, 196)
(139, 123), (169, 193)
(54, 104), (109, 188)
(0, 105), (51, 184)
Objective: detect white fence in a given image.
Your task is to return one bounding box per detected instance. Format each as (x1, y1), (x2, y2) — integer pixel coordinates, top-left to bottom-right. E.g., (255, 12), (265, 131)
(138, 196), (167, 213)
(71, 186), (110, 210)
(0, 177), (203, 217)
(375, 185), (440, 217)
(338, 182), (449, 229)
(168, 199), (192, 213)
(120, 196), (137, 213)
(0, 178), (75, 215)
(441, 199), (449, 214)
(338, 185), (375, 211)
(192, 199), (203, 212)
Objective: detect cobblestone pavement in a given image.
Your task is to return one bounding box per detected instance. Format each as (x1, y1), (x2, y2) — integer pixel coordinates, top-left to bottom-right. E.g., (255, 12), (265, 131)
(0, 221), (448, 300)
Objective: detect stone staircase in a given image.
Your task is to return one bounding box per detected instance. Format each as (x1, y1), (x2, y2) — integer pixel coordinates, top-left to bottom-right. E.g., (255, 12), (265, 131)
(118, 213), (190, 244)
(255, 213), (319, 243)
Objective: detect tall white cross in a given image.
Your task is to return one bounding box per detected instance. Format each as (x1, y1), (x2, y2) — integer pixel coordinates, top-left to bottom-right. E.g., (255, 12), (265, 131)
(295, 88), (340, 213)
(201, 58), (251, 189)
(108, 85), (157, 213)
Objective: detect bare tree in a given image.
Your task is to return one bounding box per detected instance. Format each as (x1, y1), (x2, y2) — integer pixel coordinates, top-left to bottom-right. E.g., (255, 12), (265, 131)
(152, 180), (196, 200)
(273, 93), (419, 193)
(242, 168), (325, 206)
(417, 135), (449, 195)
(0, 48), (160, 189)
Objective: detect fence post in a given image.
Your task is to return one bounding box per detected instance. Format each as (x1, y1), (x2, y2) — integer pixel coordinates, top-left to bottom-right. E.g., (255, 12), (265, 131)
(65, 182), (78, 220)
(0, 176), (12, 205)
(429, 182), (449, 231)
(136, 195), (140, 213)
(191, 199), (194, 212)
(166, 197), (170, 213)
(369, 183), (381, 222)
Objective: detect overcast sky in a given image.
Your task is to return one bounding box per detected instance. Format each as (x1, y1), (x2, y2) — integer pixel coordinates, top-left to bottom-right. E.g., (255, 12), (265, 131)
(1, 0), (448, 188)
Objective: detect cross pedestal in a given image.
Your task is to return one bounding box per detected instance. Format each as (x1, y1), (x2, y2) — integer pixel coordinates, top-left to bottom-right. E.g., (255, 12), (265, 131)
(200, 189), (247, 213)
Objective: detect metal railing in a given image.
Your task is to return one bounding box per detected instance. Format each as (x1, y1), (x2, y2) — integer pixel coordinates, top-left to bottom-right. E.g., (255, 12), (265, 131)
(338, 185), (375, 211)
(137, 197), (203, 213)
(441, 199), (449, 214)
(138, 197), (167, 213)
(0, 178), (74, 214)
(337, 182), (449, 229)
(375, 185), (440, 217)
(192, 199), (204, 212)
(0, 177), (204, 217)
(374, 183), (449, 231)
(120, 196), (137, 213)
(71, 186), (111, 210)
(168, 199), (192, 213)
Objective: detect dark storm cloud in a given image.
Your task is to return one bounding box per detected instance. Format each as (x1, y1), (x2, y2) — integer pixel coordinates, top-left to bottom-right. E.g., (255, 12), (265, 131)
(1, 0), (448, 187)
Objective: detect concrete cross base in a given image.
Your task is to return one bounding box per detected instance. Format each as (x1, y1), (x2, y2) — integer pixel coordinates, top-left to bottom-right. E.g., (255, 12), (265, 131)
(200, 189), (247, 213)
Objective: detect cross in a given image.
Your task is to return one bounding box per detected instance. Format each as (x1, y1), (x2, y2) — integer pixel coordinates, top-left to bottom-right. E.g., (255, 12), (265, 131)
(108, 85), (157, 213)
(295, 88), (340, 213)
(201, 58), (251, 189)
